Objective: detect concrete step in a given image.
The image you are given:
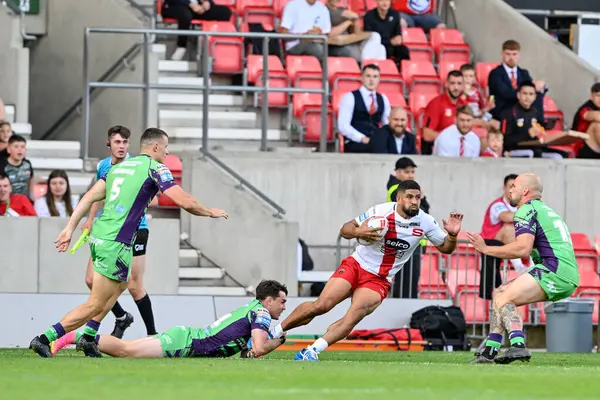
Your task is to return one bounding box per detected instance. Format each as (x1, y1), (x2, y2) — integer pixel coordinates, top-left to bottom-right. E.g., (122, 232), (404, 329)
(158, 60), (198, 73)
(27, 140), (80, 159)
(179, 248), (201, 267)
(5, 105), (15, 123)
(11, 123), (32, 138)
(29, 157), (83, 171)
(178, 286), (247, 296)
(158, 76), (210, 87)
(165, 127), (284, 141)
(158, 93), (244, 107)
(152, 43), (167, 60)
(159, 109), (257, 129)
(179, 267), (225, 280)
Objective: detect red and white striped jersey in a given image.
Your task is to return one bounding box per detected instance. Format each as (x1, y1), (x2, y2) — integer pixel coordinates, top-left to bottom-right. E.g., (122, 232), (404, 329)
(352, 202), (447, 281)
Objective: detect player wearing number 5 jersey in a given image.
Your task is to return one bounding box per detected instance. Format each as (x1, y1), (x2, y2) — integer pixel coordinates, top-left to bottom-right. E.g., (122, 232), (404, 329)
(51, 280), (288, 359)
(269, 180), (464, 361)
(467, 173), (580, 364)
(30, 128), (228, 358)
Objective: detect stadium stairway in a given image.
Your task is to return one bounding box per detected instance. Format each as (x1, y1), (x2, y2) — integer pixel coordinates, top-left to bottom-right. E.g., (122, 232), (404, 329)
(155, 51), (289, 152)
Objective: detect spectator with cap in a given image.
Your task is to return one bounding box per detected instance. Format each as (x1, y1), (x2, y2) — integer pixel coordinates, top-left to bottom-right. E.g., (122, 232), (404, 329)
(385, 156), (429, 298)
(0, 172), (36, 217)
(572, 82), (600, 159)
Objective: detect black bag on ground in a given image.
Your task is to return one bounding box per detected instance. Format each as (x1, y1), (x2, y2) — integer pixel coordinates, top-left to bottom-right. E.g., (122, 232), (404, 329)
(410, 305), (471, 351)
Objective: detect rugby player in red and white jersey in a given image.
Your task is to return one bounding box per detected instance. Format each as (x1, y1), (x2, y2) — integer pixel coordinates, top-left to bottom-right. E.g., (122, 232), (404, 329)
(269, 180), (464, 361)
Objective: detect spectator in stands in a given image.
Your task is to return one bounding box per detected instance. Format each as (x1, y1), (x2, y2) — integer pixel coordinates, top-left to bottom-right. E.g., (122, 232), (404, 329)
(460, 64), (493, 128)
(162, 0), (233, 61)
(433, 105), (480, 157)
(573, 82), (600, 159)
(500, 81), (564, 159)
(488, 40), (546, 124)
(0, 121), (12, 161)
(34, 170), (78, 218)
(0, 134), (34, 198)
(280, 0), (331, 62)
(0, 172), (36, 217)
(363, 0), (410, 69)
(372, 107), (416, 154)
(421, 70), (466, 155)
(480, 130), (504, 158)
(385, 156), (429, 298)
(478, 174), (526, 300)
(326, 0), (386, 63)
(394, 0), (445, 32)
(338, 64), (391, 153)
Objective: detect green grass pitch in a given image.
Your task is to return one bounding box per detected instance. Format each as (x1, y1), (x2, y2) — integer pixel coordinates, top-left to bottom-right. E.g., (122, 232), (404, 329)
(2, 349), (600, 399)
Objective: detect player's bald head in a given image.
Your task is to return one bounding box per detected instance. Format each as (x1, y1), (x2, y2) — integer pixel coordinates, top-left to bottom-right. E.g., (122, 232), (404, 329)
(518, 173), (543, 195)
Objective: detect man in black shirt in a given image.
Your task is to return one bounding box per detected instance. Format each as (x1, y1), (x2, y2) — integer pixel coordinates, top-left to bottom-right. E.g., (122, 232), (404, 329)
(500, 81), (564, 159)
(363, 0), (409, 68)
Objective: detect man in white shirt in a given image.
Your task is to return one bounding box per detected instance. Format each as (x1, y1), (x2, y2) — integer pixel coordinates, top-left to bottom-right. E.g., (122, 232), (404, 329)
(337, 64), (391, 153)
(433, 105), (480, 157)
(279, 0), (332, 62)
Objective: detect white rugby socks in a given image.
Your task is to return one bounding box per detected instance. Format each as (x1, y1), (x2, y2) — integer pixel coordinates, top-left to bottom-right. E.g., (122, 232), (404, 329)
(311, 338), (329, 353)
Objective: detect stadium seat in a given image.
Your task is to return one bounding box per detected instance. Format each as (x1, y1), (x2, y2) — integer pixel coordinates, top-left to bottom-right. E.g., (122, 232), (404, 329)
(458, 291), (489, 324)
(273, 0), (290, 18)
(475, 62), (498, 95)
(576, 271), (600, 293)
(408, 92), (437, 115)
(246, 54), (290, 106)
(577, 292), (600, 324)
(446, 269), (479, 298)
(472, 126), (488, 140)
(401, 28), (434, 62)
(419, 254), (447, 297)
(292, 93), (334, 142)
(385, 91), (407, 108)
(157, 0), (204, 25)
(444, 251), (480, 271)
(203, 21), (244, 74)
(438, 61), (463, 81)
(331, 89), (345, 115)
(429, 28), (471, 64)
(236, 0), (275, 30)
(595, 235), (600, 254)
(364, 0), (376, 10)
(158, 193), (178, 208)
(401, 60), (442, 94)
(571, 232), (599, 272)
(543, 96), (564, 129)
(164, 154), (183, 181)
(328, 57), (362, 92)
(362, 58), (405, 94)
(34, 183), (47, 200)
(286, 55), (323, 86)
(349, 0), (366, 14)
(246, 55), (285, 83)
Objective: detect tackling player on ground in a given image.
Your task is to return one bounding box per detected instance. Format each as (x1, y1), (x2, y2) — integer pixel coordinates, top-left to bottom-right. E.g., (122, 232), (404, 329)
(269, 180), (464, 361)
(467, 173), (580, 364)
(51, 280), (287, 359)
(30, 128), (228, 358)
(81, 125), (158, 339)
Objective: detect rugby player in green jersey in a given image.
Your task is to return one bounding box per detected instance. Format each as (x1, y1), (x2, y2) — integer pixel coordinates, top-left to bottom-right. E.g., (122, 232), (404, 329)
(50, 280), (288, 359)
(467, 173), (580, 364)
(30, 128), (228, 358)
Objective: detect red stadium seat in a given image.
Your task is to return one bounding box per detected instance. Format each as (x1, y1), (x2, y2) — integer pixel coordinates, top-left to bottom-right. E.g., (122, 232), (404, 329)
(158, 194), (178, 208)
(34, 183), (47, 200)
(401, 28), (434, 63)
(331, 89), (345, 115)
(385, 91), (407, 108)
(475, 62), (498, 95)
(472, 126), (487, 140)
(595, 235), (600, 255)
(429, 28), (471, 63)
(438, 61), (463, 81)
(408, 92), (437, 115)
(401, 60), (442, 94)
(292, 93), (334, 142)
(458, 291), (489, 324)
(444, 251), (480, 271)
(364, 0), (376, 10)
(273, 0), (290, 17)
(203, 21), (244, 74)
(327, 57), (361, 91)
(362, 58), (405, 94)
(236, 0), (275, 30)
(246, 55), (285, 83)
(286, 55), (323, 86)
(349, 0), (366, 14)
(247, 55), (290, 107)
(571, 232), (599, 272)
(419, 254), (447, 297)
(543, 96), (564, 129)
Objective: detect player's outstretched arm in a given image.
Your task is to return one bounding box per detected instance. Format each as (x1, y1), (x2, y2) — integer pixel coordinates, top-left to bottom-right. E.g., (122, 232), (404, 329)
(162, 185), (228, 218)
(435, 212), (464, 254)
(467, 232), (534, 259)
(340, 220), (383, 242)
(245, 329), (285, 358)
(67, 180), (107, 232)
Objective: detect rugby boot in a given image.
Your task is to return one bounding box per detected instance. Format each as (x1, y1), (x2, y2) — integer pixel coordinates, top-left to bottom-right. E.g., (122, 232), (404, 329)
(111, 312), (134, 339)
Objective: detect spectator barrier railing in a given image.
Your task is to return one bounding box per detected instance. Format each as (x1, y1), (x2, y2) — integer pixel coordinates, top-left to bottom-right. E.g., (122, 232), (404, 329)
(82, 27), (330, 159)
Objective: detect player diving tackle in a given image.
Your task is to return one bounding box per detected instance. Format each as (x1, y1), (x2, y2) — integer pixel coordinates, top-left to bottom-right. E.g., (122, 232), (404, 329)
(467, 173), (580, 364)
(51, 280), (288, 359)
(29, 128), (228, 358)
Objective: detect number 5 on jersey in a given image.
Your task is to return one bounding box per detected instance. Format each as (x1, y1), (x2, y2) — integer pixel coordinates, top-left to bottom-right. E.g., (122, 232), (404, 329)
(109, 177), (126, 201)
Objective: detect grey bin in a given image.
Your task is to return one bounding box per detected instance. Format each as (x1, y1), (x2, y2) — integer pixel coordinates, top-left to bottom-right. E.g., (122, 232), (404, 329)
(545, 298), (595, 353)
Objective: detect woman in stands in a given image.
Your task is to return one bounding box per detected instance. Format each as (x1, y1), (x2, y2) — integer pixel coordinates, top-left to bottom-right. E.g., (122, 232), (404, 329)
(34, 169), (78, 217)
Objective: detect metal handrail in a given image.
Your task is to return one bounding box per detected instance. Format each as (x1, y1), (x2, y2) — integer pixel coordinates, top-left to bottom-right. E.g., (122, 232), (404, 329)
(41, 41), (143, 141)
(198, 147), (286, 218)
(82, 27), (330, 159)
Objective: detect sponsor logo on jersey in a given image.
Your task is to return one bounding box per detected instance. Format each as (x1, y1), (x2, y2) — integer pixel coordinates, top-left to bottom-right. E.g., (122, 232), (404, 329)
(385, 238), (411, 250)
(408, 0), (431, 14)
(546, 280), (557, 293)
(358, 213), (368, 222)
(254, 308), (271, 329)
(158, 166), (174, 182)
(135, 244), (145, 252)
(112, 168), (135, 175)
(409, 222), (420, 227)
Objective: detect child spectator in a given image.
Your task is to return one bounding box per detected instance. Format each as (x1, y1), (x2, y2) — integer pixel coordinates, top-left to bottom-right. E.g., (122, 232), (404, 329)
(0, 172), (36, 217)
(481, 130), (504, 158)
(460, 64), (494, 127)
(1, 134), (34, 198)
(0, 121), (12, 161)
(34, 170), (78, 217)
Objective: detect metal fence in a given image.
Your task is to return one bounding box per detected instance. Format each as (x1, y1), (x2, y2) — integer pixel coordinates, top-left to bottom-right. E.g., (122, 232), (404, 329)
(82, 27), (331, 159)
